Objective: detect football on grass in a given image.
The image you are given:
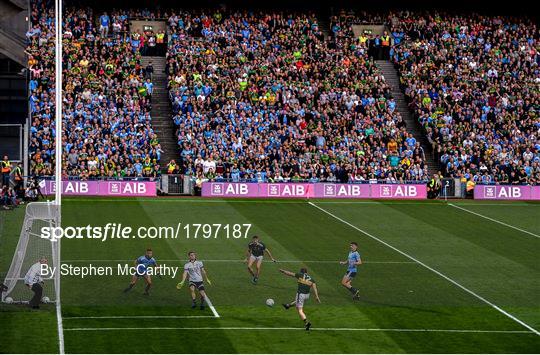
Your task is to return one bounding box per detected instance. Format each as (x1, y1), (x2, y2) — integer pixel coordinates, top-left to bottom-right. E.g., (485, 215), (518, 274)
(266, 298), (274, 307)
(4, 296), (13, 304)
(41, 296), (50, 304)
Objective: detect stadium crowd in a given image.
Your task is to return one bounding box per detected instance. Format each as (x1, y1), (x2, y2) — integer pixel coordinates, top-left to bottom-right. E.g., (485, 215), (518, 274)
(26, 2), (162, 180)
(166, 10), (428, 183)
(23, 4), (538, 186)
(389, 12), (539, 185)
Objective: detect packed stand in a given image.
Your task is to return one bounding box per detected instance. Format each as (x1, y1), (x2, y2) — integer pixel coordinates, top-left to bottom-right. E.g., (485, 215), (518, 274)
(390, 12), (539, 185)
(166, 10), (428, 183)
(26, 3), (162, 180)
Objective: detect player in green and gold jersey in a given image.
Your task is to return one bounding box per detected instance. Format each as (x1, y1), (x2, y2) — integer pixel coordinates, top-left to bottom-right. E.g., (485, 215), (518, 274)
(279, 267), (321, 331)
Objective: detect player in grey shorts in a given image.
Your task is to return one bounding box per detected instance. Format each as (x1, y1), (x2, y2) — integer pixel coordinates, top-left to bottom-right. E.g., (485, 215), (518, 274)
(177, 251), (212, 310)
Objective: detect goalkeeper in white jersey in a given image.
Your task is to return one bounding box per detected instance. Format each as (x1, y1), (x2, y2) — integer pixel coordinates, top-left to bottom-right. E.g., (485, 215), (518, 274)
(177, 251), (212, 310)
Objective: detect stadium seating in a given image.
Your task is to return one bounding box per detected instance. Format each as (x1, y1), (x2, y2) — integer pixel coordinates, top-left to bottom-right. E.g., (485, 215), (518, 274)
(26, 5), (538, 186)
(26, 2), (161, 179)
(166, 11), (428, 183)
(389, 12), (539, 185)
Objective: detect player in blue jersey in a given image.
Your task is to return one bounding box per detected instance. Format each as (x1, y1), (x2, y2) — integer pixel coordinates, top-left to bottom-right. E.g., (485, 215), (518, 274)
(123, 248), (158, 295)
(340, 242), (362, 299)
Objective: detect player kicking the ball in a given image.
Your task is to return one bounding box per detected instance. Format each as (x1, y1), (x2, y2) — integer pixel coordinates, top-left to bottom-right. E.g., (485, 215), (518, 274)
(280, 267), (321, 331)
(123, 248), (158, 295)
(340, 242), (362, 300)
(245, 235), (276, 284)
(177, 251), (212, 310)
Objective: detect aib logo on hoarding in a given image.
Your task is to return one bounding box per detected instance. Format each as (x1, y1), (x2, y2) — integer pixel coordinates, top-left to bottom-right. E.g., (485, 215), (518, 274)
(268, 184), (280, 196)
(381, 185), (392, 197)
(484, 186), (496, 198)
(324, 184), (336, 196)
(109, 182), (121, 194)
(211, 183), (224, 195)
(484, 186), (522, 199)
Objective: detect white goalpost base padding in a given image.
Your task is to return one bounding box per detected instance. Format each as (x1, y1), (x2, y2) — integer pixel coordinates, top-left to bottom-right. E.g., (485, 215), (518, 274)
(2, 202), (60, 304)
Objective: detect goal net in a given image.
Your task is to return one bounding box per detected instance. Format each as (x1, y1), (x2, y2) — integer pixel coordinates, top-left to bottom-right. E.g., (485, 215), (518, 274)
(1, 201), (60, 304)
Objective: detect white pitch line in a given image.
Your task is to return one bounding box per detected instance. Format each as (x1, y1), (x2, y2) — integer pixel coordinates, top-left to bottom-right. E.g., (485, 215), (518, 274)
(204, 295), (220, 318)
(64, 315), (216, 320)
(60, 259), (415, 264)
(63, 326), (532, 334)
(308, 202), (540, 336)
(449, 203), (540, 239)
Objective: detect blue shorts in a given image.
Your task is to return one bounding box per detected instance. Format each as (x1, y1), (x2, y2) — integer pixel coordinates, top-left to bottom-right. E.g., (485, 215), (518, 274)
(345, 271), (357, 279)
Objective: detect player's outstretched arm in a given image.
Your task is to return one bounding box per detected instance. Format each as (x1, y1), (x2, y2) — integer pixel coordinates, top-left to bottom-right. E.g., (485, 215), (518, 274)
(265, 248), (276, 262)
(176, 270), (187, 289)
(201, 267), (211, 285)
(279, 269), (294, 277)
(312, 283), (321, 303)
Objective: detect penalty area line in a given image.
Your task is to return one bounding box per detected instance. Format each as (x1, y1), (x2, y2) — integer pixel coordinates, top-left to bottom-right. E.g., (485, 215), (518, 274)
(308, 202), (540, 337)
(63, 326), (533, 334)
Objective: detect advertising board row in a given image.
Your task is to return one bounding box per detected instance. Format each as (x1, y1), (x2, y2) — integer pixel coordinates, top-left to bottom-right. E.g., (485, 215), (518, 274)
(40, 180), (157, 197)
(202, 182), (426, 199)
(38, 180), (540, 201)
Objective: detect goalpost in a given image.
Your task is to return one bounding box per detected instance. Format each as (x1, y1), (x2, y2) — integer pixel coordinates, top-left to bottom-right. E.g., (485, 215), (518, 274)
(1, 0), (64, 353)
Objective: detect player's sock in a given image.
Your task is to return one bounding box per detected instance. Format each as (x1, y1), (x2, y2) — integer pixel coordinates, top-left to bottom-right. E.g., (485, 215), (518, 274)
(144, 284), (151, 295)
(305, 321), (311, 331)
(123, 283), (134, 293)
(191, 298), (197, 308)
(200, 297), (205, 310)
(348, 287), (357, 294)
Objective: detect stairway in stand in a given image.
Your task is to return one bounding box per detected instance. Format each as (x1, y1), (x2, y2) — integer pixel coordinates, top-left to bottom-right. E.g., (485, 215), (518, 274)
(317, 11), (331, 41)
(140, 56), (177, 170)
(376, 60), (439, 175)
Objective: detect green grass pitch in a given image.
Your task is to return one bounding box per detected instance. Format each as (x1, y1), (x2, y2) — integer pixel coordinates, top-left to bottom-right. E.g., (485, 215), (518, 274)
(1, 198), (539, 353)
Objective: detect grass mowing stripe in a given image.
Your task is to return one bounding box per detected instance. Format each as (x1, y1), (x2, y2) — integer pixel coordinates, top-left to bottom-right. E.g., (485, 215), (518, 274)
(65, 317), (214, 320)
(449, 203), (540, 239)
(308, 201), (540, 336)
(63, 326), (533, 334)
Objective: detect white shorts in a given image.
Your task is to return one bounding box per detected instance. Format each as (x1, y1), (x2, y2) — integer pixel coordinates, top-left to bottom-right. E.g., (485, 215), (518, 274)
(249, 255), (263, 263)
(295, 293), (310, 308)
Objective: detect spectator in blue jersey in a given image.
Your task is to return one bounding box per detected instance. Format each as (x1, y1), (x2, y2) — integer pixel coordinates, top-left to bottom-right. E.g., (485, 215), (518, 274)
(99, 12), (110, 38)
(144, 78), (154, 99)
(123, 248), (158, 296)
